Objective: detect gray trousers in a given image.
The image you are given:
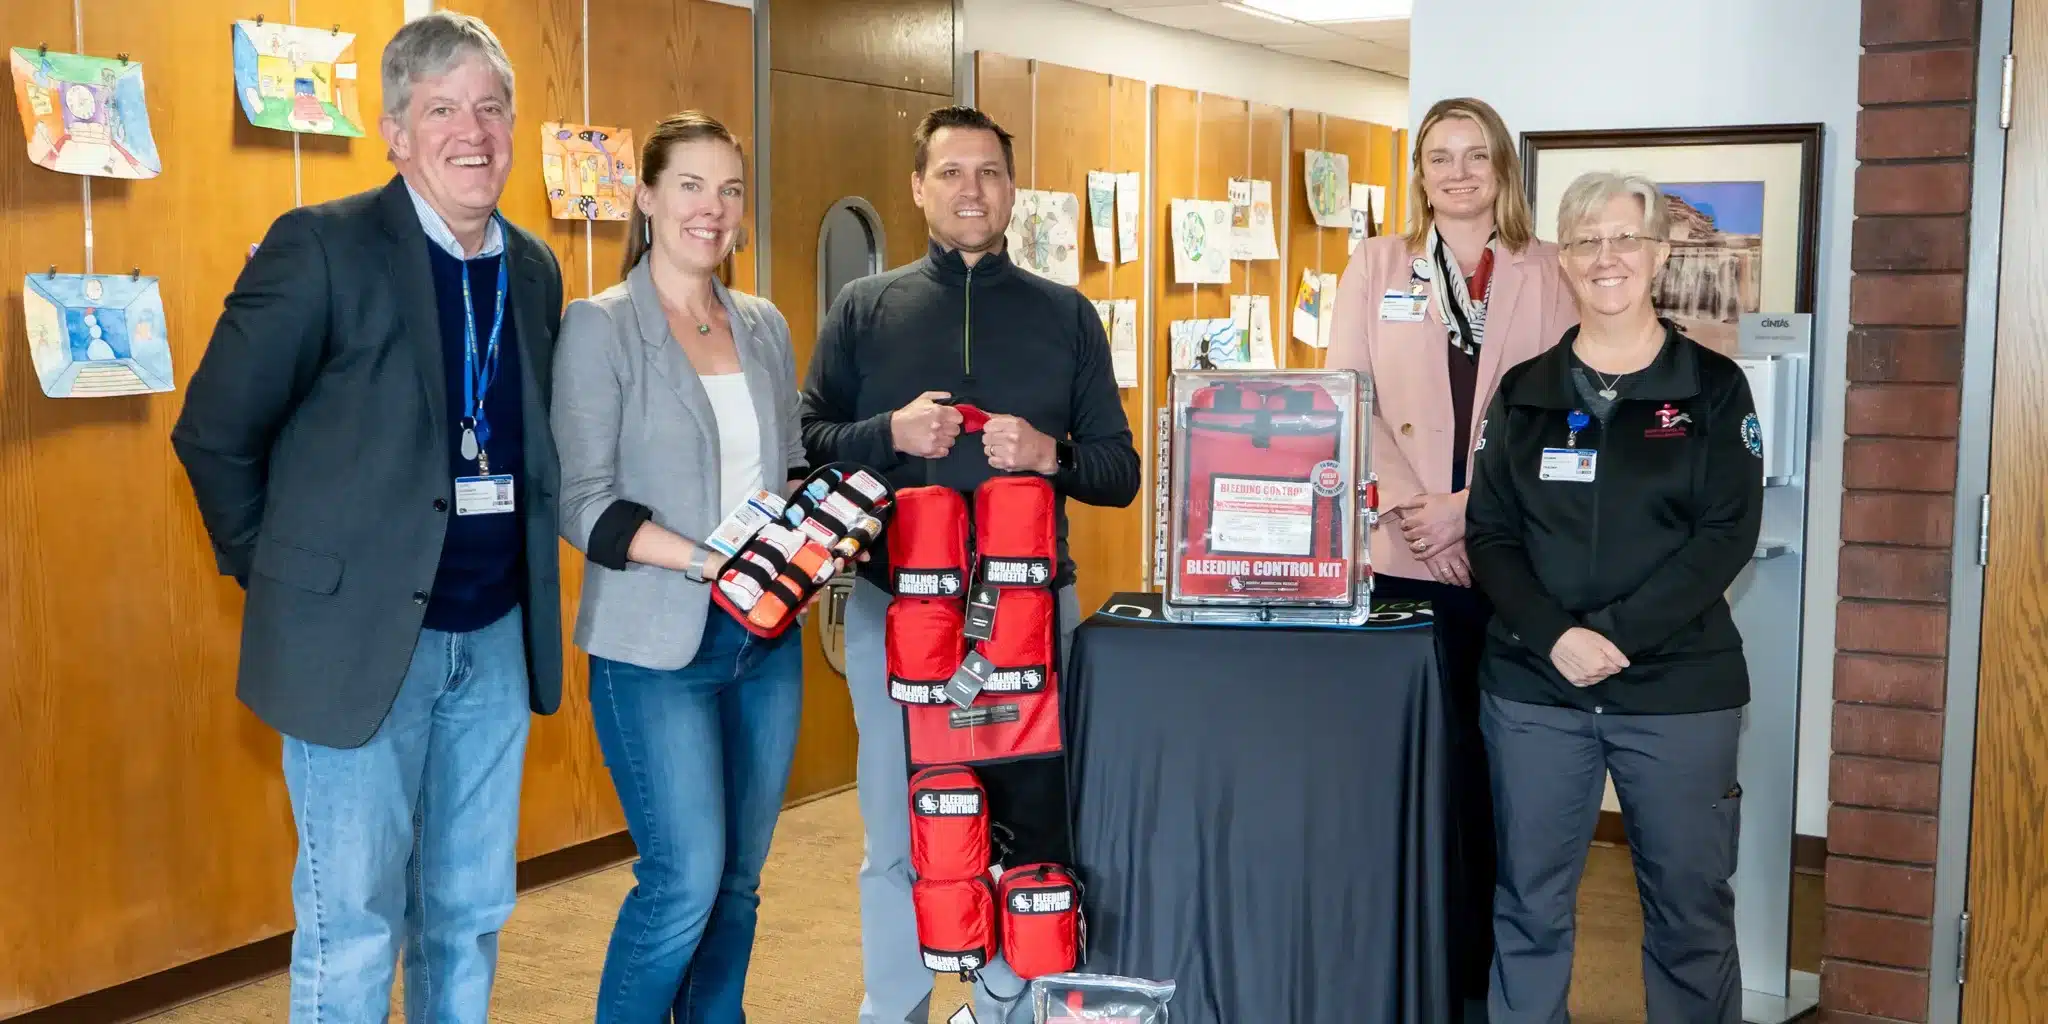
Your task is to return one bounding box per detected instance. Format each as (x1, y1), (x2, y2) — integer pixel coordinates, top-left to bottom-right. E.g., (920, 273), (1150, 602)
(845, 579), (1080, 1024)
(1480, 692), (1744, 1024)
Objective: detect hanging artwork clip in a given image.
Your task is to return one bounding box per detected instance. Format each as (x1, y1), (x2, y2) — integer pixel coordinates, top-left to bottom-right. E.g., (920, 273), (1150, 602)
(117, 53), (130, 64)
(130, 267), (141, 280)
(332, 23), (342, 35)
(47, 265), (57, 278)
(255, 13), (264, 25)
(38, 43), (48, 58)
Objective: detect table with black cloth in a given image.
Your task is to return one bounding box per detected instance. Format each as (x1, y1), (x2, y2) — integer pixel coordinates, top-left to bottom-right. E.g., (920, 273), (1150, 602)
(1060, 592), (1453, 1024)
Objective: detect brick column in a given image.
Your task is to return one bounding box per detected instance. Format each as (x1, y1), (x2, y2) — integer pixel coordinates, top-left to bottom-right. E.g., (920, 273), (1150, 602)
(1824, 0), (1980, 1021)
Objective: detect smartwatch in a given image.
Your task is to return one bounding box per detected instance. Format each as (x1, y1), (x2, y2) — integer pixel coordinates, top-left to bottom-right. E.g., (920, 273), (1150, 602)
(1055, 439), (1076, 472)
(684, 545), (714, 583)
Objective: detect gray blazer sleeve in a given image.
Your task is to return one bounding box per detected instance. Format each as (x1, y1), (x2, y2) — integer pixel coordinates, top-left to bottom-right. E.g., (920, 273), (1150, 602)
(550, 299), (651, 569)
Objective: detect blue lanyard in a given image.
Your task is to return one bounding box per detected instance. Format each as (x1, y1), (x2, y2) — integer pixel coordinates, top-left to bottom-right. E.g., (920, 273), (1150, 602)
(461, 231), (510, 465)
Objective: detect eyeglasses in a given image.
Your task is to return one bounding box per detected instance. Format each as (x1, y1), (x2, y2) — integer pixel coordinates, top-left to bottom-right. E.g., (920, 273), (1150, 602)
(1562, 233), (1657, 260)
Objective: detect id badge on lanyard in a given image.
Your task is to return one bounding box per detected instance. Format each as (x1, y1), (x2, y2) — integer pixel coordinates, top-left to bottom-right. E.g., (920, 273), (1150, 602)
(456, 227), (516, 515)
(1540, 410), (1598, 483)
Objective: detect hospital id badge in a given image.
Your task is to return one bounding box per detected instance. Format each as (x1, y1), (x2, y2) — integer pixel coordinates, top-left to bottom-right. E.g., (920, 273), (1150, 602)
(1378, 289), (1426, 322)
(1539, 449), (1597, 483)
(454, 474), (517, 515)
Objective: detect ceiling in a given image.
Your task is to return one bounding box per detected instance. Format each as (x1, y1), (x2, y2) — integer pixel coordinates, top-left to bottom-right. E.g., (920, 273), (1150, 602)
(1068, 1), (1409, 79)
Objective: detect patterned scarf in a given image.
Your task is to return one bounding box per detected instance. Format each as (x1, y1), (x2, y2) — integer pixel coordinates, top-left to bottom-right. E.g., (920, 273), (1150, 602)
(1431, 227), (1497, 357)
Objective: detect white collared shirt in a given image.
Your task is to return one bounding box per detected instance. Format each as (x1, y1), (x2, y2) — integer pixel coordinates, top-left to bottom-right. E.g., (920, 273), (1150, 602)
(403, 178), (505, 260)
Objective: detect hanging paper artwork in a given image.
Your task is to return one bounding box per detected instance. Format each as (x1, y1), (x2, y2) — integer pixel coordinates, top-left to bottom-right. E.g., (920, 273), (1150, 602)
(1231, 294), (1277, 369)
(1004, 189), (1082, 285)
(1116, 172), (1142, 265)
(541, 122), (638, 221)
(1304, 150), (1350, 229)
(23, 272), (173, 398)
(1318, 272), (1340, 348)
(1291, 268), (1323, 346)
(10, 48), (162, 179)
(1170, 318), (1246, 370)
(231, 20), (365, 137)
(1349, 183), (1387, 247)
(1228, 178), (1280, 261)
(1087, 171), (1118, 264)
(1171, 199), (1231, 285)
(1110, 297), (1139, 388)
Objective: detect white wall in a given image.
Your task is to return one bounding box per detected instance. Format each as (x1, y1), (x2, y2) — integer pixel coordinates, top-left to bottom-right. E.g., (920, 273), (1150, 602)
(1410, 0), (1859, 837)
(961, 0), (1410, 128)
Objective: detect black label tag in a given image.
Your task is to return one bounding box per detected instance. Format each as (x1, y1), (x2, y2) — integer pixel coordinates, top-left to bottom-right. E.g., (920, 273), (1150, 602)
(949, 703), (1021, 729)
(1005, 886), (1075, 915)
(913, 787), (983, 817)
(983, 665), (1047, 693)
(982, 557), (1053, 588)
(896, 567), (966, 598)
(964, 586), (1000, 641)
(943, 651), (995, 708)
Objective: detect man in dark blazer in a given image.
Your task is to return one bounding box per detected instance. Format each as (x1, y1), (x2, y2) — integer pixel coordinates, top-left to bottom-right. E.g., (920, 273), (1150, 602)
(170, 12), (561, 1023)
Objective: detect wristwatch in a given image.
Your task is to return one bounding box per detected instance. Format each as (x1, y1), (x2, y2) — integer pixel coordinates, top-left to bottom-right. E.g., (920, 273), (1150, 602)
(1054, 439), (1076, 472)
(684, 545), (714, 583)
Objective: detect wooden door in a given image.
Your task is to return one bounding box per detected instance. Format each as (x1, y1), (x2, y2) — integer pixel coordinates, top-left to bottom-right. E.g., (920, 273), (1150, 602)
(1967, 0), (2048, 1018)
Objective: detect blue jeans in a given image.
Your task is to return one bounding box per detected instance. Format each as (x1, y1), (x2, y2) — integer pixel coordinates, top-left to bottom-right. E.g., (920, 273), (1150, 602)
(589, 608), (805, 1024)
(282, 606), (532, 1024)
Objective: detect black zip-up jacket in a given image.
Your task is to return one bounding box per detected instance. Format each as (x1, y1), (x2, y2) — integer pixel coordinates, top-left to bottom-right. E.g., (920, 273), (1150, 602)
(1465, 324), (1764, 714)
(800, 240), (1141, 591)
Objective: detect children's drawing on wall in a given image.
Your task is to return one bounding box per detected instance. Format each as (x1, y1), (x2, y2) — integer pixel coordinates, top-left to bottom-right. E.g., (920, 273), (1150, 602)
(1110, 297), (1138, 388)
(1087, 171), (1118, 264)
(1291, 268), (1324, 347)
(1303, 149), (1350, 229)
(1230, 293), (1277, 369)
(231, 20), (364, 137)
(1005, 189), (1081, 285)
(1115, 171), (1141, 265)
(10, 48), (162, 179)
(1349, 183), (1386, 248)
(541, 123), (638, 221)
(1170, 318), (1246, 371)
(1655, 181), (1764, 352)
(1171, 199), (1231, 285)
(23, 273), (174, 398)
(1228, 178), (1279, 261)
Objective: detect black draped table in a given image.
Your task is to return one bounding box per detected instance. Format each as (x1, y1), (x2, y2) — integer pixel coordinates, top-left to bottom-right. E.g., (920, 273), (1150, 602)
(1060, 592), (1452, 1024)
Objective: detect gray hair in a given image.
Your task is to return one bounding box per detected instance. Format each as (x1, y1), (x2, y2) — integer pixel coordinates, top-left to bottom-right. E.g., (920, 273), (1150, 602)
(1556, 170), (1671, 242)
(381, 12), (516, 121)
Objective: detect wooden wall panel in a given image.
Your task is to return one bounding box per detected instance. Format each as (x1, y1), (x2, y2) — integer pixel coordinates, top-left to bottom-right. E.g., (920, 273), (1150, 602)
(1284, 111), (1399, 369)
(0, 0), (753, 1014)
(972, 53), (1150, 615)
(0, 0), (411, 1013)
(769, 0), (954, 96)
(588, 0), (756, 296)
(768, 68), (943, 800)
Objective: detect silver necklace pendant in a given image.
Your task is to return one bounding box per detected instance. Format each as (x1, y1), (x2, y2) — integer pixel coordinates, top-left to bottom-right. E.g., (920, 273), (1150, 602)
(1598, 387), (1619, 401)
(696, 322), (712, 335)
(460, 427), (479, 462)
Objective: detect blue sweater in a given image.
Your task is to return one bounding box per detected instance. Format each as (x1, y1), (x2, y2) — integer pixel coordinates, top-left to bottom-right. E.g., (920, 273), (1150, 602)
(423, 242), (525, 632)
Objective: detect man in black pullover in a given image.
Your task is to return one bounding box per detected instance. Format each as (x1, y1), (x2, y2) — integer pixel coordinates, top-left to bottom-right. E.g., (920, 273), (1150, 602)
(801, 106), (1139, 1024)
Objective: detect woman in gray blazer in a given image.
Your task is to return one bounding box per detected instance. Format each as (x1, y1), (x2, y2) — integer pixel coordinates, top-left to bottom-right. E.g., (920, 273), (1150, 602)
(551, 111), (816, 1024)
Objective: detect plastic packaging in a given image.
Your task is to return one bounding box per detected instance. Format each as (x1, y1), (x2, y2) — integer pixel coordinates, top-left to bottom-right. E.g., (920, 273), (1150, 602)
(1030, 974), (1176, 1023)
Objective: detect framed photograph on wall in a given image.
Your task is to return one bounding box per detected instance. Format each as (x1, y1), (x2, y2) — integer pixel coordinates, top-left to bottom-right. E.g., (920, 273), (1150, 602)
(1520, 124), (1823, 353)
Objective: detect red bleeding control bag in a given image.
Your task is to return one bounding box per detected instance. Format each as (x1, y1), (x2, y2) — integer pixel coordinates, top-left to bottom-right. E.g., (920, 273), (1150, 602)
(998, 863), (1083, 980)
(887, 600), (967, 707)
(889, 486), (970, 599)
(1178, 380), (1349, 601)
(975, 476), (1057, 589)
(914, 877), (999, 975)
(908, 766), (989, 881)
(973, 587), (1054, 696)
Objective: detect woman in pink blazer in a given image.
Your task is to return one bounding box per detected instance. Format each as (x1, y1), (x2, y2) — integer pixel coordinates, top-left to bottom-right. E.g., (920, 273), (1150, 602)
(1325, 95), (1577, 1016)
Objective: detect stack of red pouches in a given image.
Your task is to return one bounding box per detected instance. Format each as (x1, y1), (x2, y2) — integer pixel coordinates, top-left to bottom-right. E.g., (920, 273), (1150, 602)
(886, 449), (1082, 983)
(710, 462), (895, 639)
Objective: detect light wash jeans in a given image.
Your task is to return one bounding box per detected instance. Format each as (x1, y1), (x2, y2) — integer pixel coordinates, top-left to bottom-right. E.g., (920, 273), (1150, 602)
(588, 608), (805, 1024)
(281, 605), (532, 1024)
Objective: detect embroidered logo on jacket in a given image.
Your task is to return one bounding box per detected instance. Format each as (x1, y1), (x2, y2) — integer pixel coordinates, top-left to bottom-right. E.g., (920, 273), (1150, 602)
(1742, 412), (1764, 458)
(1645, 403), (1692, 439)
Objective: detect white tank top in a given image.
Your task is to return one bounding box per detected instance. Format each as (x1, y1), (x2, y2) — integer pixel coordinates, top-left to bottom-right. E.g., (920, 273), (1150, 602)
(700, 373), (763, 516)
